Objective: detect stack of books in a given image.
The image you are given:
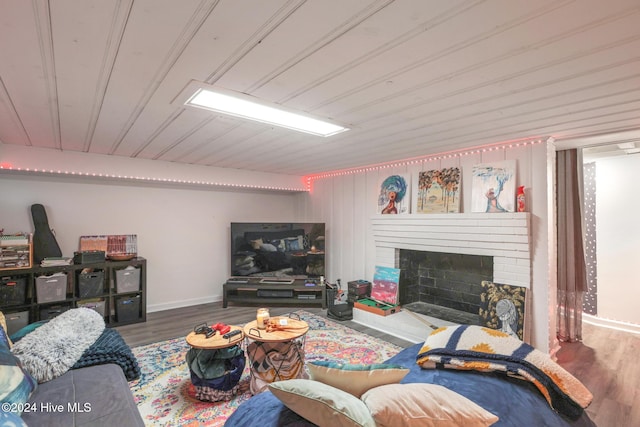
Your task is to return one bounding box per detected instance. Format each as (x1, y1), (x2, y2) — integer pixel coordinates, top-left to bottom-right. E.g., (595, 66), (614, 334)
(0, 233), (30, 246)
(41, 257), (73, 267)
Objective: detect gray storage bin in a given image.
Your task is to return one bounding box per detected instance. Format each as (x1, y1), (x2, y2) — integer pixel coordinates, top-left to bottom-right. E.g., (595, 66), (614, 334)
(36, 273), (67, 303)
(77, 299), (106, 317)
(115, 267), (140, 293)
(5, 310), (29, 335)
(77, 270), (104, 298)
(39, 304), (71, 321)
(115, 295), (141, 323)
(0, 276), (27, 306)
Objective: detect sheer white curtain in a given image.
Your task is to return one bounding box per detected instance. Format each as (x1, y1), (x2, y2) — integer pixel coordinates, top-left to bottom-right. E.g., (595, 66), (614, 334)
(556, 149), (587, 342)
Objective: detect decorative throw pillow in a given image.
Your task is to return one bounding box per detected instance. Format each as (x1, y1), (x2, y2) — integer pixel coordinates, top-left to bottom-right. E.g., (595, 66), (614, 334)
(0, 326), (37, 415)
(11, 308), (105, 383)
(260, 243), (278, 252)
(0, 411), (28, 427)
(284, 237), (301, 251)
(0, 312), (12, 347)
(361, 383), (499, 427)
(250, 238), (263, 250)
(268, 379), (376, 427)
(269, 239), (286, 252)
(308, 361), (409, 397)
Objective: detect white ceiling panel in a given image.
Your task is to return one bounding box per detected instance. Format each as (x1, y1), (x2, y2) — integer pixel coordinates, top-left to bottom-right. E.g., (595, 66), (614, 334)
(1, 0), (639, 175)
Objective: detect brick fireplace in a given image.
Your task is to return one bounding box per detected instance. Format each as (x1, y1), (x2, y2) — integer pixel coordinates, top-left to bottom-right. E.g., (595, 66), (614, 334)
(352, 213), (531, 343)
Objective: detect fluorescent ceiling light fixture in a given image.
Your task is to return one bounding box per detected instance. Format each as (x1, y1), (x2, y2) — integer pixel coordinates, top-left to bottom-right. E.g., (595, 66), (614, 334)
(185, 87), (349, 137)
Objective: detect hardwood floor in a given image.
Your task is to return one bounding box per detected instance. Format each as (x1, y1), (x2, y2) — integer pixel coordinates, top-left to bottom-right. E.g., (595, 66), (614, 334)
(555, 322), (640, 426)
(114, 302), (414, 349)
(116, 303), (639, 427)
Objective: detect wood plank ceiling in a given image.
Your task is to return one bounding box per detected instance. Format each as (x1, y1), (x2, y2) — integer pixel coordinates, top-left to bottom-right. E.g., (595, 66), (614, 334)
(1, 0), (639, 176)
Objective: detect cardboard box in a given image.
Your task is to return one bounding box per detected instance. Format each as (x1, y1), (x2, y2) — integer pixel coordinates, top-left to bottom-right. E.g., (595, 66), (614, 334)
(353, 298), (401, 316)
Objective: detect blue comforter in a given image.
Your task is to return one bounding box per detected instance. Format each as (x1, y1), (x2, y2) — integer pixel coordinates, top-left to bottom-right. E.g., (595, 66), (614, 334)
(225, 343), (595, 427)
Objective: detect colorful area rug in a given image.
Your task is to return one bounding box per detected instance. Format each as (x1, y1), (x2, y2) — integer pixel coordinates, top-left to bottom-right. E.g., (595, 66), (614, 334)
(129, 310), (403, 426)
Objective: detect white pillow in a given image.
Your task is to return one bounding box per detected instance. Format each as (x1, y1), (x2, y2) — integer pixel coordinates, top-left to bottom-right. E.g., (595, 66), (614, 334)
(268, 379), (376, 427)
(308, 361), (409, 397)
(361, 383), (499, 427)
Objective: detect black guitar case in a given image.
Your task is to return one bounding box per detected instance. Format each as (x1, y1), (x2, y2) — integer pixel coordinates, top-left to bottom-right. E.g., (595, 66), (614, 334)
(31, 204), (62, 263)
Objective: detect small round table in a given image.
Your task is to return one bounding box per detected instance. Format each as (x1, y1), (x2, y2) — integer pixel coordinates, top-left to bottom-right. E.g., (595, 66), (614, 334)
(243, 316), (309, 394)
(185, 325), (244, 349)
(185, 326), (245, 402)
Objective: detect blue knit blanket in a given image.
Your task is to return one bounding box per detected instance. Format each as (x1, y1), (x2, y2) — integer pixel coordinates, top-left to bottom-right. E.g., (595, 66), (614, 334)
(416, 325), (592, 419)
(72, 328), (141, 381)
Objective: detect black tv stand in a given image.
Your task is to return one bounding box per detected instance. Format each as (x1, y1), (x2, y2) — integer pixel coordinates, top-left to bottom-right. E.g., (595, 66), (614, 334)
(223, 277), (326, 308)
(259, 278), (295, 284)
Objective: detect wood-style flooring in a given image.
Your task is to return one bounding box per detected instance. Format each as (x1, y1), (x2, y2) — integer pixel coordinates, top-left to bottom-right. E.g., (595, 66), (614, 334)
(116, 302), (639, 427)
(555, 322), (640, 426)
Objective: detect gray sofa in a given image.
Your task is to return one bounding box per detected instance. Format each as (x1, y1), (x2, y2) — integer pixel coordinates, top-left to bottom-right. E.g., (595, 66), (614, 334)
(21, 363), (144, 427)
(4, 308), (145, 427)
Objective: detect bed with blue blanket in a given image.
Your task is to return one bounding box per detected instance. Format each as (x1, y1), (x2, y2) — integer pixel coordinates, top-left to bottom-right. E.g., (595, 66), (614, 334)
(226, 325), (595, 427)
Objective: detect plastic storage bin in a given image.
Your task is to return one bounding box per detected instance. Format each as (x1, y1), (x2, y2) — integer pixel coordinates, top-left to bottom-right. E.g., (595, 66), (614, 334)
(116, 295), (141, 323)
(0, 276), (27, 306)
(77, 299), (106, 317)
(77, 270), (104, 298)
(36, 273), (67, 303)
(115, 267), (140, 293)
(5, 310), (29, 335)
(39, 304), (71, 320)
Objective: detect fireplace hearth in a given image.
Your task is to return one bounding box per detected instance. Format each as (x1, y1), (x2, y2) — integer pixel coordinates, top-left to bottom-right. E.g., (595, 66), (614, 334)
(403, 301), (480, 325)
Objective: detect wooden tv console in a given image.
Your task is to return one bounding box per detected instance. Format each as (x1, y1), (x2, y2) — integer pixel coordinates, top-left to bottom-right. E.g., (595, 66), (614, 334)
(222, 277), (326, 309)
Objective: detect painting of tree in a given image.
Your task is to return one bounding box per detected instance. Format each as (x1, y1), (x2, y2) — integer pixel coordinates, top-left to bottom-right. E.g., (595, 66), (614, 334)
(413, 167), (461, 213)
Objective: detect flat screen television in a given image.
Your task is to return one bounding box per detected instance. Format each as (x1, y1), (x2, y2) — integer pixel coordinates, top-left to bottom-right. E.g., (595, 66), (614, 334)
(230, 222), (325, 278)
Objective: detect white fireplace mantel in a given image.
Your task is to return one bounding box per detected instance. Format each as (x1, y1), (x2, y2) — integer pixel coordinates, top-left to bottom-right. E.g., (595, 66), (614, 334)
(371, 213), (531, 288)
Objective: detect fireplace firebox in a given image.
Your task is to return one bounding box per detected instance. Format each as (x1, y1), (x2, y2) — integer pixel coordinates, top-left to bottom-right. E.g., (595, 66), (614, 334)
(398, 249), (493, 325)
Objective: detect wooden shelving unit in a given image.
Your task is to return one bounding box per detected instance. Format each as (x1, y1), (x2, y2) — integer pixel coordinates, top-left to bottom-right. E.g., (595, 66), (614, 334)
(0, 257), (146, 330)
(0, 234), (33, 270)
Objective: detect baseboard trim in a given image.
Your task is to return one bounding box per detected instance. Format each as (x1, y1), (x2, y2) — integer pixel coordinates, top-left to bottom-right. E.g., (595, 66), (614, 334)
(147, 296), (222, 313)
(583, 313), (640, 335)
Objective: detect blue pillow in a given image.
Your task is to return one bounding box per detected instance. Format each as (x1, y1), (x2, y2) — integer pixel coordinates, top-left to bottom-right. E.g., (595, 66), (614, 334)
(284, 237), (302, 251)
(0, 327), (37, 415)
(0, 411), (28, 427)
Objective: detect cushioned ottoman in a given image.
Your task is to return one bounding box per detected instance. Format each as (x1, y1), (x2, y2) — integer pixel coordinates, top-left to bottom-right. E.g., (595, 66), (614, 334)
(21, 363), (144, 427)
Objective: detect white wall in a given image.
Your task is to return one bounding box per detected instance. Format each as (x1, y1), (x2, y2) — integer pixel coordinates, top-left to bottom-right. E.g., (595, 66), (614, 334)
(0, 141), (559, 352)
(0, 175), (307, 312)
(301, 141), (557, 352)
(594, 155), (640, 324)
